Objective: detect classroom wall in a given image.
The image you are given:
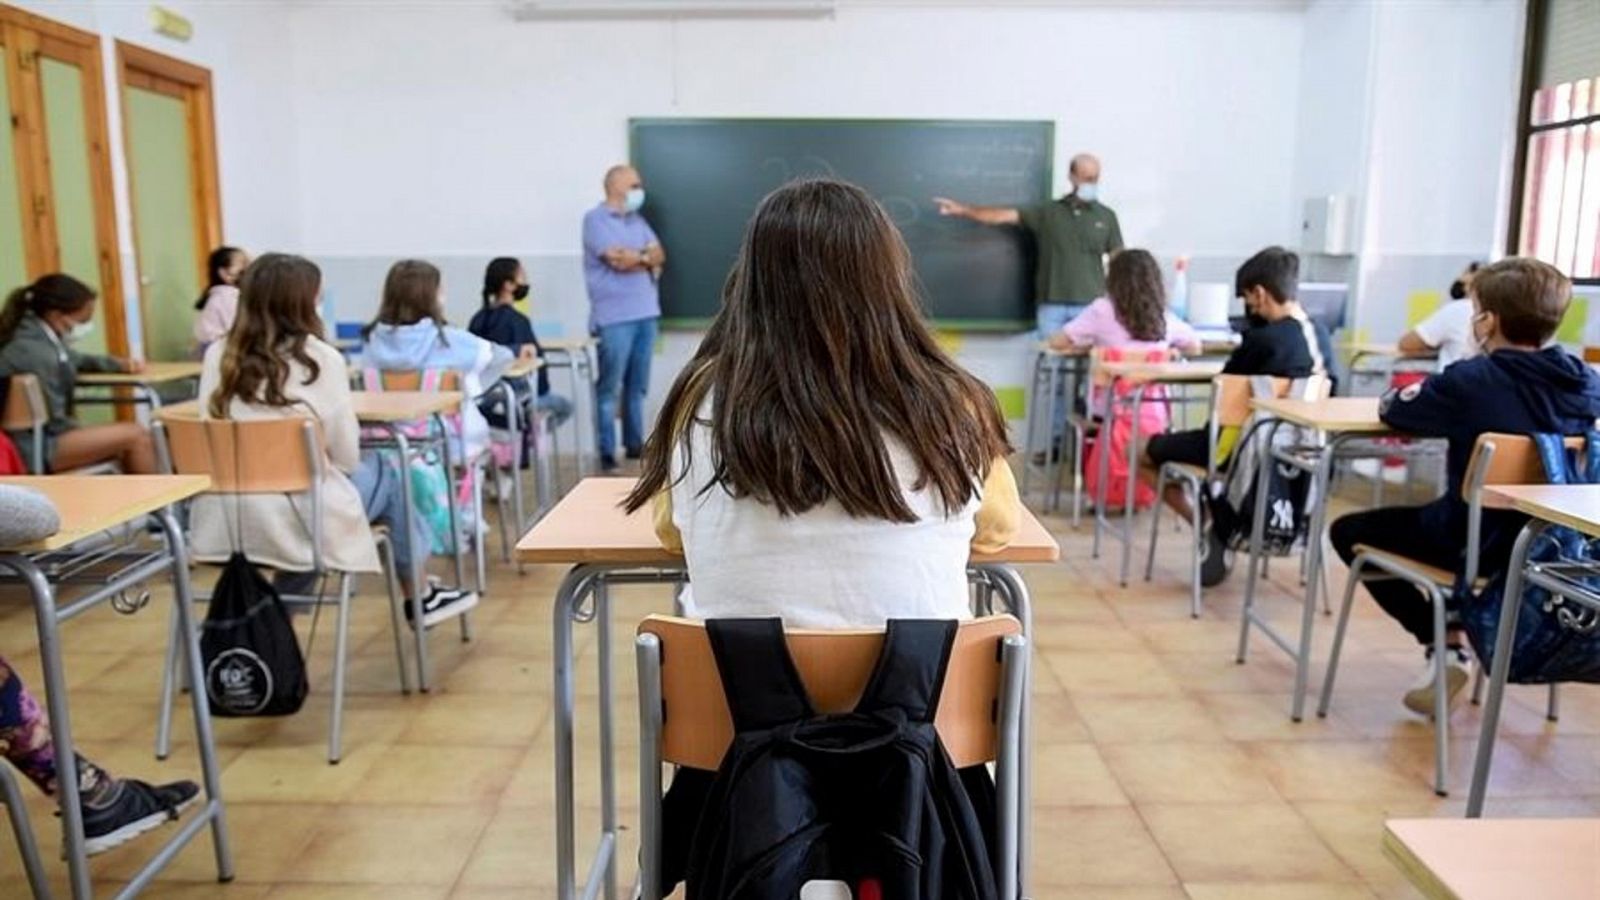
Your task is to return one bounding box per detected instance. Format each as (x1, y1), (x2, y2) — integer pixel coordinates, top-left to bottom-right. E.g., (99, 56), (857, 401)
(7, 0), (302, 354)
(284, 0), (1308, 423)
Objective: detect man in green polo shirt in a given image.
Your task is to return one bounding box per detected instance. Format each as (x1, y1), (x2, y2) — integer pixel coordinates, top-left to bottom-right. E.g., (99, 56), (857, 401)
(935, 152), (1124, 339)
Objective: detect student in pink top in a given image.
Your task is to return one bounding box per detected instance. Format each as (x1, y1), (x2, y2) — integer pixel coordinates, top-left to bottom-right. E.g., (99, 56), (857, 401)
(1048, 249), (1200, 358)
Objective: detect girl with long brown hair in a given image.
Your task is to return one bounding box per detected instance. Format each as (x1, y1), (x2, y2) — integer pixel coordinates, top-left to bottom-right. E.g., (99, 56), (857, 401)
(1047, 248), (1201, 354)
(195, 253), (475, 626)
(0, 274), (156, 473)
(623, 178), (1019, 627)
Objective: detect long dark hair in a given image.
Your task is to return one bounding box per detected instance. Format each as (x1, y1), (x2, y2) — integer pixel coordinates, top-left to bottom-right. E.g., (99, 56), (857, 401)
(482, 257), (520, 308)
(1105, 249), (1167, 342)
(0, 274), (96, 344)
(208, 254), (325, 417)
(194, 246), (245, 311)
(364, 259), (447, 341)
(623, 178), (1011, 521)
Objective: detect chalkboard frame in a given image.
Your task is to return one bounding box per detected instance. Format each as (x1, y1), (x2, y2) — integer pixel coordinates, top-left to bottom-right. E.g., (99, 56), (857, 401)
(628, 116), (1056, 333)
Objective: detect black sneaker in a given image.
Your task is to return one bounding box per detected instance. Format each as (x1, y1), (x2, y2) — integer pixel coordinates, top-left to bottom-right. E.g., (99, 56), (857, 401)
(625, 446), (643, 461)
(599, 454), (619, 473)
(405, 586), (480, 629)
(1200, 525), (1232, 587)
(81, 778), (199, 856)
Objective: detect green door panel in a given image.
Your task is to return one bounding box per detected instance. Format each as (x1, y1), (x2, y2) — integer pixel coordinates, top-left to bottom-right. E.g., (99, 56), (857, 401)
(0, 57), (29, 292)
(40, 57), (108, 359)
(125, 86), (199, 363)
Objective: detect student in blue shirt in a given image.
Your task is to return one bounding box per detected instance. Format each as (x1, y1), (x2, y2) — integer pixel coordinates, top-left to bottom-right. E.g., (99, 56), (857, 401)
(582, 164), (665, 471)
(1330, 258), (1600, 716)
(469, 257), (572, 432)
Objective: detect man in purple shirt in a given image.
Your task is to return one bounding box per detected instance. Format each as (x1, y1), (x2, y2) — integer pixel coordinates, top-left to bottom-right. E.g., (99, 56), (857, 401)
(583, 164), (666, 471)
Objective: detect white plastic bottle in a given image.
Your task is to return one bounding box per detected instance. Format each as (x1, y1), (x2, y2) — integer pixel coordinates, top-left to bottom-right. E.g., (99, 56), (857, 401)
(1171, 255), (1190, 320)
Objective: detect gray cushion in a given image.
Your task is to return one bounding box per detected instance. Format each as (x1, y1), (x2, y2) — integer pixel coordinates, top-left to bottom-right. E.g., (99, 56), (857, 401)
(0, 485), (61, 545)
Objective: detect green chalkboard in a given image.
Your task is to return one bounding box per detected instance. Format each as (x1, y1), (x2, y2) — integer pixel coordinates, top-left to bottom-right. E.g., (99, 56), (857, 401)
(630, 118), (1054, 330)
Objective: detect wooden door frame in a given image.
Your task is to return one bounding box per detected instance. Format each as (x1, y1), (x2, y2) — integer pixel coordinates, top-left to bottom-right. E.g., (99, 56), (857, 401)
(0, 3), (128, 359)
(115, 39), (222, 360)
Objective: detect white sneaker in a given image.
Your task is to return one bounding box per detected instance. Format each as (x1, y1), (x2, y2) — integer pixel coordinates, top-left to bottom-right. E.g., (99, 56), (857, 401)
(1402, 646), (1472, 716)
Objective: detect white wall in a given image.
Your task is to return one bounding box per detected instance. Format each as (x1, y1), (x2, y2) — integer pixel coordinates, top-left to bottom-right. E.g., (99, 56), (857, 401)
(8, 0), (302, 352)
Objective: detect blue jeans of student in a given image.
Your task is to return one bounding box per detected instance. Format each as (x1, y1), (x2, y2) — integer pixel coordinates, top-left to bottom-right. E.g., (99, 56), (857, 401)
(595, 317), (658, 461)
(1037, 301), (1089, 441)
(277, 452), (431, 598)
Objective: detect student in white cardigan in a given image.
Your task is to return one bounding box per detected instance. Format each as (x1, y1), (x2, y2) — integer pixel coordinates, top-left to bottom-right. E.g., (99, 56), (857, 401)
(192, 253), (477, 628)
(622, 179), (1020, 629)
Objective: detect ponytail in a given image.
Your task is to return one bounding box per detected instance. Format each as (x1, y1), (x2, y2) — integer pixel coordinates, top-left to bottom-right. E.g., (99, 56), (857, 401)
(1, 274), (96, 344)
(195, 246), (245, 311)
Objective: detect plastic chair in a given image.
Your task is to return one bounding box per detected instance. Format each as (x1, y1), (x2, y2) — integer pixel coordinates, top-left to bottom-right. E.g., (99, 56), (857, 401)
(1318, 432), (1563, 796)
(0, 763), (50, 899)
(634, 614), (1029, 900)
(151, 417), (410, 764)
(2, 374), (49, 474)
(1143, 375), (1290, 617)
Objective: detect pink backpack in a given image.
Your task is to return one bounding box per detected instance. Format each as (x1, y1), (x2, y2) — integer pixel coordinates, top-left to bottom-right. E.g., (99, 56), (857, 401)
(1083, 346), (1173, 512)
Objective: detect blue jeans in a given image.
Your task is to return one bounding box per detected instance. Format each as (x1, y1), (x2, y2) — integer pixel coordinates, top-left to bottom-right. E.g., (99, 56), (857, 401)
(535, 392), (574, 431)
(595, 317), (658, 460)
(1037, 302), (1089, 438)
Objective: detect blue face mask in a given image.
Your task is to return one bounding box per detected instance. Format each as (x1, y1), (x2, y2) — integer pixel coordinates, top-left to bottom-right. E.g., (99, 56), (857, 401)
(624, 188), (646, 212)
(1076, 183), (1099, 203)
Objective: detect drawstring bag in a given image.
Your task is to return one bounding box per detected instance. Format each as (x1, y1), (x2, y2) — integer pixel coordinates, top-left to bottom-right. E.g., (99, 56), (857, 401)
(197, 420), (308, 717)
(201, 552), (308, 717)
(1082, 347), (1170, 513)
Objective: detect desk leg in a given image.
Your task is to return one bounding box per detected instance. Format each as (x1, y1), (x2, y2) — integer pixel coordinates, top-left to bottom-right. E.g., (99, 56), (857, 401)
(1120, 384), (1149, 587)
(1021, 353), (1046, 501)
(1092, 379), (1118, 560)
(1236, 420), (1283, 664)
(4, 554), (92, 899)
(1045, 357), (1066, 513)
(596, 582), (618, 900)
(390, 429), (433, 692)
(158, 507), (235, 882)
(553, 565), (597, 900)
(979, 564), (1033, 899)
(1289, 438), (1341, 721)
(1466, 520), (1543, 817)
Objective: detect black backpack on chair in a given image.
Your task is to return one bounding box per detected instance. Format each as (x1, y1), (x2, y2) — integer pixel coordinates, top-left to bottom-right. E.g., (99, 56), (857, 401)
(663, 617), (1000, 900)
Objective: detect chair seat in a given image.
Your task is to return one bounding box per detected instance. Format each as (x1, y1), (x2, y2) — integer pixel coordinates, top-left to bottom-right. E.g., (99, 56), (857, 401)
(1351, 544), (1487, 591)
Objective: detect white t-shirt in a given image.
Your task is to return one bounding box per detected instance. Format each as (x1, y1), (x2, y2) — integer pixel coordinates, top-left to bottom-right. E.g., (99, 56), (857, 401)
(667, 404), (981, 629)
(1412, 299), (1477, 367)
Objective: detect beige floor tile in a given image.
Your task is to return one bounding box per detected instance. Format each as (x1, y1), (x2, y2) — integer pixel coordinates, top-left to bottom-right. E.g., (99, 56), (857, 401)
(1245, 741), (1439, 802)
(398, 690), (549, 747)
(94, 803), (324, 884)
(1032, 742), (1130, 806)
(265, 887), (448, 900)
(347, 743), (522, 805)
(1030, 806), (1178, 887)
(291, 804), (490, 884)
(219, 742), (388, 804)
(1141, 802), (1356, 883)
(1074, 694), (1227, 743)
(1103, 742), (1283, 805)
(1184, 883), (1378, 899)
(1197, 690), (1358, 742)
(1045, 650), (1184, 696)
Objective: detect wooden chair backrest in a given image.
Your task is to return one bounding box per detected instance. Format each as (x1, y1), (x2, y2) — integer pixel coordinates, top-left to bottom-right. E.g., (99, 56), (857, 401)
(1088, 345), (1176, 389)
(1470, 432), (1585, 507)
(157, 417), (319, 494)
(1583, 346), (1600, 364)
(369, 369), (462, 392)
(1212, 374), (1292, 428)
(640, 614), (1021, 771)
(1, 375), (42, 430)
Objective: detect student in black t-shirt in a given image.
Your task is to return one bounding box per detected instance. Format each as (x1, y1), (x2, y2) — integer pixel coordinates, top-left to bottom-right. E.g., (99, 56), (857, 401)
(1144, 246), (1333, 471)
(469, 257), (572, 430)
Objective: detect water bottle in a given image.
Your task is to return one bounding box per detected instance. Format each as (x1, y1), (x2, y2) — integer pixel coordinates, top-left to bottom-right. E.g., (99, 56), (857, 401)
(1171, 256), (1190, 320)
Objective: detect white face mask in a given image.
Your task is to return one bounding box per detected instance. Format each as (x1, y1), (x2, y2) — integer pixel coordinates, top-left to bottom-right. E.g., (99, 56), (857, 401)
(1076, 183), (1099, 203)
(624, 187), (646, 212)
(66, 319), (94, 343)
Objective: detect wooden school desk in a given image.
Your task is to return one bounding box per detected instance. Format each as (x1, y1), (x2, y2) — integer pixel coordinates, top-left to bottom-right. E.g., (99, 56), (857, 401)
(538, 336), (599, 481)
(1467, 484), (1600, 816)
(516, 477), (1059, 900)
(1383, 818), (1600, 899)
(76, 360), (204, 410)
(1236, 397), (1438, 722)
(0, 475), (232, 899)
(1091, 359), (1225, 587)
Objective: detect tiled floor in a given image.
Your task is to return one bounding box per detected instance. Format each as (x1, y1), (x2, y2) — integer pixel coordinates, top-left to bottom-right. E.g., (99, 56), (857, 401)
(1, 470), (1597, 899)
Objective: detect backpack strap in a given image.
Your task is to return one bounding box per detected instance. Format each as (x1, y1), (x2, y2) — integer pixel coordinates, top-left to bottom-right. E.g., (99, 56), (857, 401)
(705, 618), (815, 731)
(853, 619), (957, 724)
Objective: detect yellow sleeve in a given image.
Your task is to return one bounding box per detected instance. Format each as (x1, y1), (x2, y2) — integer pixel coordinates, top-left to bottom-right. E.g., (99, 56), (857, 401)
(652, 490), (683, 554)
(971, 457), (1021, 554)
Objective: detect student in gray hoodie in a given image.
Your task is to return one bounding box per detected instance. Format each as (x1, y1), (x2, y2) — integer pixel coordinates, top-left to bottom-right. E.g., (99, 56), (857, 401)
(0, 274), (155, 474)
